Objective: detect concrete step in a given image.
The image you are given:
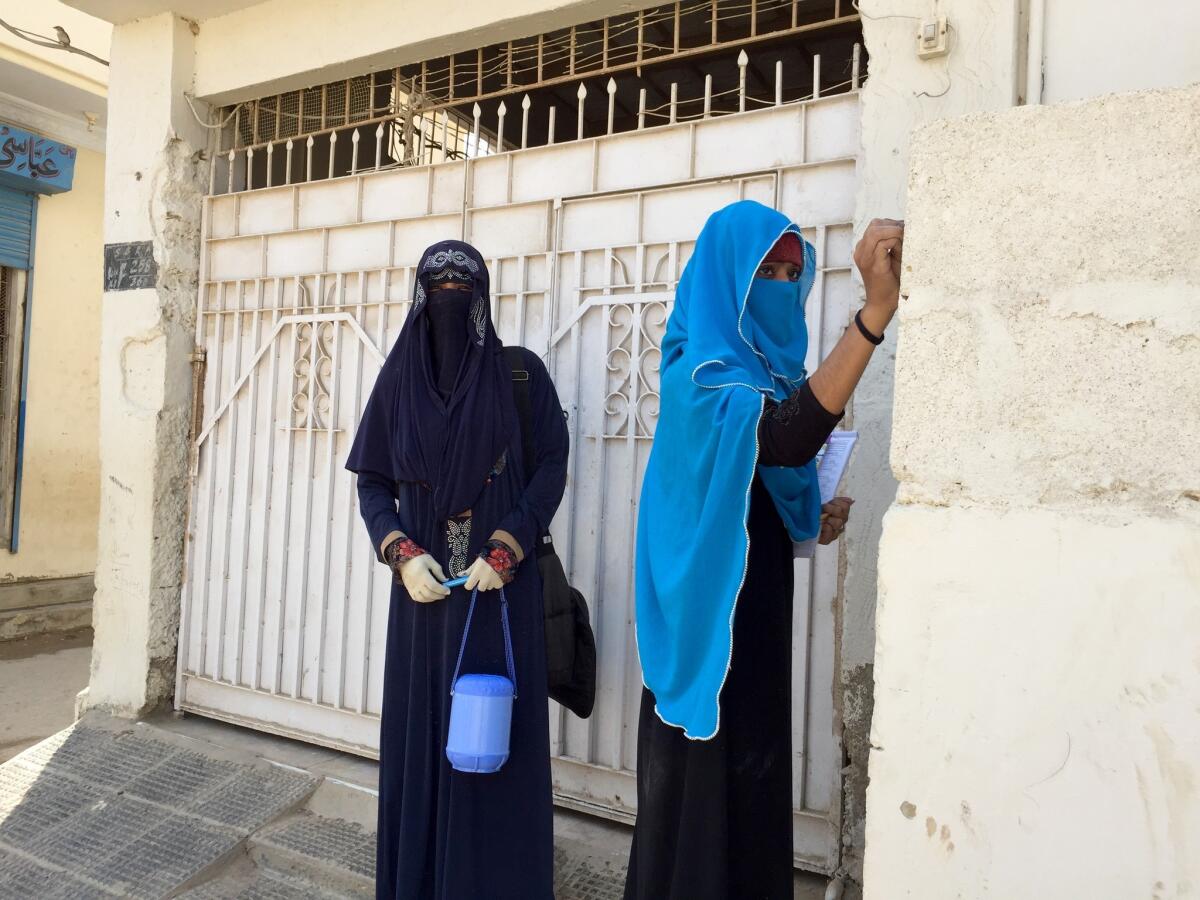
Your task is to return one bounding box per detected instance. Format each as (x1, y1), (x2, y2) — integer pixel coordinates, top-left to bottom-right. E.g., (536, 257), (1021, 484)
(177, 850), (362, 899)
(0, 576), (93, 642)
(247, 811), (375, 898)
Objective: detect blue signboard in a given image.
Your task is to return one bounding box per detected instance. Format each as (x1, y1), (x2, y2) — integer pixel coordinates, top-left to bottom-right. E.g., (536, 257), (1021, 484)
(0, 123), (76, 195)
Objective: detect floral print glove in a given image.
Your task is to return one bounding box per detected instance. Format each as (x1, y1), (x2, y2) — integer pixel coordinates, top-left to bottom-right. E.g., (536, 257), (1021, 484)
(464, 539), (520, 591)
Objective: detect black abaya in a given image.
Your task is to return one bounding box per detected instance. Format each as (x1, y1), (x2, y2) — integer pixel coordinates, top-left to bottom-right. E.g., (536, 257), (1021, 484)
(349, 241), (569, 900)
(356, 348), (568, 900)
(624, 383), (842, 900)
(624, 476), (796, 900)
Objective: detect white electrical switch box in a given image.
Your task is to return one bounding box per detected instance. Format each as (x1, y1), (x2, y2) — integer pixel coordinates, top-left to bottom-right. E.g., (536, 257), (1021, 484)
(917, 15), (949, 59)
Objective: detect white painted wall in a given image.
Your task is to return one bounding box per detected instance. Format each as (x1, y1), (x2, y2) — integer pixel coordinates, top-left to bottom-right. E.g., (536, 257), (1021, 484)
(1040, 0), (1200, 104)
(865, 84), (1200, 899)
(64, 1), (261, 26)
(873, 506), (1200, 898)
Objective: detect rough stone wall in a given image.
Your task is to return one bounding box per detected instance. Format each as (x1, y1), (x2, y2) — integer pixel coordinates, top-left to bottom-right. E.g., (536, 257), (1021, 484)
(86, 13), (206, 716)
(864, 85), (1200, 899)
(893, 89), (1200, 513)
(143, 131), (205, 706)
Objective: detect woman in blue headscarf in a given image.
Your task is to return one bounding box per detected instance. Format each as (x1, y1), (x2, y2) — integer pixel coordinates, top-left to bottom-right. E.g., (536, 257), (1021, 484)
(625, 202), (903, 898)
(347, 240), (569, 899)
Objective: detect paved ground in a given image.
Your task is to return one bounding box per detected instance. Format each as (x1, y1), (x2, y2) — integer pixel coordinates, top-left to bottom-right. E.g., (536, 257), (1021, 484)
(1, 710), (829, 898)
(0, 716), (336, 898)
(0, 629), (92, 763)
(155, 714), (640, 899)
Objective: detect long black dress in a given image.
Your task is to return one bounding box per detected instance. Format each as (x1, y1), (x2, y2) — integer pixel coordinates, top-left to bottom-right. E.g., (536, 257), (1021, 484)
(624, 383), (840, 900)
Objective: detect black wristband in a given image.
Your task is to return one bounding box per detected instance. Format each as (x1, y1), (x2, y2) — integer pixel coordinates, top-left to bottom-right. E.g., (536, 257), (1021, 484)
(854, 309), (885, 345)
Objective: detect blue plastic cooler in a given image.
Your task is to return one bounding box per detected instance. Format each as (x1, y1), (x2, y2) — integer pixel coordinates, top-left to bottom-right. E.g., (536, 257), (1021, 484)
(446, 587), (517, 774)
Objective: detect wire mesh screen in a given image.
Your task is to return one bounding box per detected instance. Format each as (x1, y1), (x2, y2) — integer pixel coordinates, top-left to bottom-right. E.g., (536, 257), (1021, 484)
(208, 0), (862, 195)
(276, 92), (299, 141)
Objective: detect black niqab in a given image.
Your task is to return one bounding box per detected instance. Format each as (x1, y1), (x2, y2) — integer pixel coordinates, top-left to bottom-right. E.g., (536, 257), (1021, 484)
(426, 288), (472, 400)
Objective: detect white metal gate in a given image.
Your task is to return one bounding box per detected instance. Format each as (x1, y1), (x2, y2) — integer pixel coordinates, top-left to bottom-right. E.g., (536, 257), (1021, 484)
(178, 92), (859, 872)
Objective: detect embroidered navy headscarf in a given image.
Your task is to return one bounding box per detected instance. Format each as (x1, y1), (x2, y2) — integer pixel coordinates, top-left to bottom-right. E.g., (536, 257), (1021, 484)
(346, 240), (515, 520)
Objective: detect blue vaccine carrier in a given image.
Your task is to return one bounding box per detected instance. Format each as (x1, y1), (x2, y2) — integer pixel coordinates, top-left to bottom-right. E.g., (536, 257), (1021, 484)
(446, 587), (517, 774)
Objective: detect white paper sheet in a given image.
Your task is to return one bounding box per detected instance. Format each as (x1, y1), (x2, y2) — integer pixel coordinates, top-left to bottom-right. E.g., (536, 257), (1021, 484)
(816, 429), (858, 504)
(793, 430), (858, 558)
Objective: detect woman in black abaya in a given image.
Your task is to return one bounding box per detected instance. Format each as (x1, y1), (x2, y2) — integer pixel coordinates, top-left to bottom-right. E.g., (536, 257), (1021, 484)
(347, 240), (568, 900)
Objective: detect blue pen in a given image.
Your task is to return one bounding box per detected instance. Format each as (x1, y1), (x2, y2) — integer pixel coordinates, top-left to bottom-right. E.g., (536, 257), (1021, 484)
(444, 574), (469, 589)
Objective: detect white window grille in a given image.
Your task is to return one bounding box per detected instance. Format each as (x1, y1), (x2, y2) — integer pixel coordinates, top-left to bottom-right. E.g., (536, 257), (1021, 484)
(207, 0), (863, 195)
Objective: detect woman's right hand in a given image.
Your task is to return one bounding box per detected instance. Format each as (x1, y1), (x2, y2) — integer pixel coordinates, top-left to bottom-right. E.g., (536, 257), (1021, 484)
(399, 554), (451, 603)
(854, 218), (904, 317)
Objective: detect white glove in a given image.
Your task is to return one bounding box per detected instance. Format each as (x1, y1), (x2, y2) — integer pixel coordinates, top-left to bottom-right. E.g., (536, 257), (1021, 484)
(400, 554), (450, 603)
(463, 556), (504, 592)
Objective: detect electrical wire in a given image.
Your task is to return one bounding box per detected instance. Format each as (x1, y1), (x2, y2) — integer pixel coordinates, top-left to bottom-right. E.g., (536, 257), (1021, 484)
(850, 0), (921, 22)
(914, 23), (954, 98)
(914, 74), (951, 98)
(849, 1), (954, 99)
(183, 93), (245, 130)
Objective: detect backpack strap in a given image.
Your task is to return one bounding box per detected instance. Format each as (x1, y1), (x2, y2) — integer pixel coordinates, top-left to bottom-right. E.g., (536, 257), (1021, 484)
(503, 346), (536, 486)
(504, 346), (558, 560)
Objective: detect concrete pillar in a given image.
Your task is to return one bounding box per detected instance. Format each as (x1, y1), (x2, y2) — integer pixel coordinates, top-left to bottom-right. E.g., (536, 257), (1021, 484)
(865, 85), (1200, 898)
(86, 14), (206, 716)
(843, 1), (1020, 888)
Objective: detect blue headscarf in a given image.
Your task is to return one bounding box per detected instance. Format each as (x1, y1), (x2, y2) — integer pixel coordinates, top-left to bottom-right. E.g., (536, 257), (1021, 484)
(635, 200), (821, 740)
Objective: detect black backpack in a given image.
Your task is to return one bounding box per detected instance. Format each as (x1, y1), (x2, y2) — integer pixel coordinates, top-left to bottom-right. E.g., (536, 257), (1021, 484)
(503, 347), (597, 720)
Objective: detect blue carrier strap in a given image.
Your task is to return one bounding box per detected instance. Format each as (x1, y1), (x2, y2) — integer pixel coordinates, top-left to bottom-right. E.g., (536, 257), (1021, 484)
(450, 587), (517, 697)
